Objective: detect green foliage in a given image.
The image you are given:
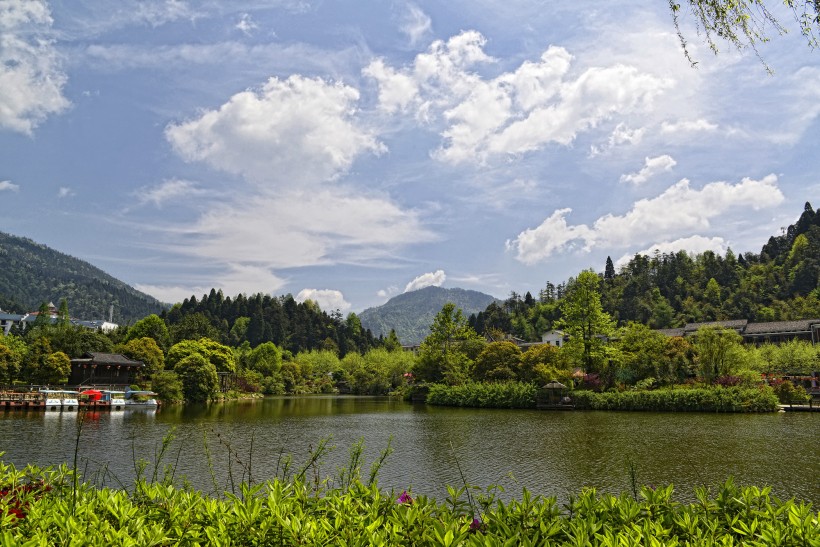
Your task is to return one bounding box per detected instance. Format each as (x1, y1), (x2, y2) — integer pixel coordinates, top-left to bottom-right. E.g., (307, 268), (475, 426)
(125, 314), (171, 352)
(770, 379), (811, 404)
(117, 337), (165, 377)
(414, 303), (484, 385)
(243, 341), (283, 376)
(0, 335), (25, 384)
(745, 339), (820, 375)
(694, 326), (746, 382)
(556, 270), (615, 374)
(473, 341), (521, 382)
(1, 453), (818, 546)
(150, 370), (184, 403)
(427, 381), (537, 408)
(174, 353), (219, 403)
(571, 386), (779, 412)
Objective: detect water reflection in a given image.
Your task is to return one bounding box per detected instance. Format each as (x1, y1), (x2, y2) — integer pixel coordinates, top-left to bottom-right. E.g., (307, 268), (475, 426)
(0, 397), (817, 505)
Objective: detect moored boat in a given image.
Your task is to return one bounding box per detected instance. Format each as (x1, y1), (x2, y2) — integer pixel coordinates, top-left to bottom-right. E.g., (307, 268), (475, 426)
(40, 389), (79, 411)
(125, 389), (159, 408)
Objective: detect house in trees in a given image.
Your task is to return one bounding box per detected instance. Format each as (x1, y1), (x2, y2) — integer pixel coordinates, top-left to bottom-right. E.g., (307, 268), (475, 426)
(540, 330), (567, 347)
(69, 352), (144, 386)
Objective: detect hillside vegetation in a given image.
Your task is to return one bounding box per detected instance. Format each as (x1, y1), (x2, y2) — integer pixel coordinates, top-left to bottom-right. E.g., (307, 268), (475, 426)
(359, 286), (498, 345)
(471, 202), (820, 341)
(0, 232), (165, 323)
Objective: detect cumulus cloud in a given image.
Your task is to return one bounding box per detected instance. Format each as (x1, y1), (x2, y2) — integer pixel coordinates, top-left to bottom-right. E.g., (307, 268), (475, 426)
(296, 288), (352, 312)
(0, 0), (69, 134)
(614, 235), (727, 268)
(619, 154), (677, 185)
(404, 269), (446, 292)
(0, 180), (20, 192)
(399, 3), (432, 45)
(166, 75), (384, 187)
(235, 12), (257, 35)
(507, 174), (784, 264)
(134, 178), (207, 207)
(57, 186), (74, 198)
(364, 33), (672, 164)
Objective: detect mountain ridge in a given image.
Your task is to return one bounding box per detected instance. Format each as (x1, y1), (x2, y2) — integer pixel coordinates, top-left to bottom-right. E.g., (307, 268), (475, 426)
(0, 231), (166, 323)
(359, 286), (499, 345)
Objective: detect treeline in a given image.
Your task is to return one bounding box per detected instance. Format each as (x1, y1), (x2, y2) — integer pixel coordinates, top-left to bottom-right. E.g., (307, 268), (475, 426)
(470, 202), (820, 340)
(161, 290), (393, 357)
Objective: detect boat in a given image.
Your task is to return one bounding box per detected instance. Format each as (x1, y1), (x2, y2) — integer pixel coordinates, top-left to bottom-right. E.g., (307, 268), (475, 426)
(40, 389), (79, 411)
(125, 389), (159, 408)
(100, 390), (127, 410)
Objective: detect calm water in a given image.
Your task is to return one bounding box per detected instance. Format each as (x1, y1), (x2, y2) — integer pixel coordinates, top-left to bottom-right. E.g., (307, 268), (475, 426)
(1, 396), (817, 505)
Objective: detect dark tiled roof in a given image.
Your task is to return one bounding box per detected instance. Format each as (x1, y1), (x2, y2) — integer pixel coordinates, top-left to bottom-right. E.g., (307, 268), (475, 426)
(657, 328), (685, 337)
(744, 319), (820, 335)
(80, 352), (144, 367)
(683, 320), (748, 333)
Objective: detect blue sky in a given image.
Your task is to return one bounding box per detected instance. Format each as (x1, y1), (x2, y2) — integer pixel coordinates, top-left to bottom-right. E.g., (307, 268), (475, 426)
(2, 0), (819, 313)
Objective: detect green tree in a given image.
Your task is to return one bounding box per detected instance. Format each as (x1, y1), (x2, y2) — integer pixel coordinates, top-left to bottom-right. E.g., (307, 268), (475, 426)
(694, 326), (746, 382)
(473, 341), (521, 382)
(555, 270), (616, 374)
(615, 322), (670, 384)
(519, 343), (565, 385)
(413, 303), (484, 385)
(118, 337), (165, 378)
(151, 370), (184, 403)
(244, 342), (283, 377)
(41, 351), (71, 384)
(57, 299), (70, 327)
(126, 314), (172, 352)
(175, 353), (219, 403)
(170, 312), (220, 343)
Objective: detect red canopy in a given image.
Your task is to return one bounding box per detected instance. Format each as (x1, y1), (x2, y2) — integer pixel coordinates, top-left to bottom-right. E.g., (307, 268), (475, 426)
(81, 389), (103, 401)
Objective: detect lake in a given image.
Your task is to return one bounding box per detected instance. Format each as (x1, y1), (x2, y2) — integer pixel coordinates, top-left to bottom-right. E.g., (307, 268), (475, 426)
(1, 396), (817, 505)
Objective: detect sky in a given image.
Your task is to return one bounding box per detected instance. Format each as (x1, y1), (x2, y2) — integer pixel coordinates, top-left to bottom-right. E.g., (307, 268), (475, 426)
(2, 0), (819, 314)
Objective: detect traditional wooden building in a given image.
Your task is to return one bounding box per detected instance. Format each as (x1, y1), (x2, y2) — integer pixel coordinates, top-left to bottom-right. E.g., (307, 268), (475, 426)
(69, 352), (144, 386)
(657, 319), (820, 345)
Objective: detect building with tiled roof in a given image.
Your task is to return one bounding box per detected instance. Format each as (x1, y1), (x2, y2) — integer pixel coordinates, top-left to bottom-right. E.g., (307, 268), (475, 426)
(658, 319), (820, 345)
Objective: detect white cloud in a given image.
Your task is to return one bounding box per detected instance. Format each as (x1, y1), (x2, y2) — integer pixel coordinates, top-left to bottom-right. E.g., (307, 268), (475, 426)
(133, 0), (198, 27)
(0, 180), (20, 192)
(376, 286), (399, 299)
(589, 123), (645, 156)
(507, 174), (784, 264)
(166, 75), (384, 187)
(296, 288), (351, 313)
(235, 12), (257, 35)
(660, 119), (718, 134)
(0, 0), (69, 134)
(619, 154), (677, 185)
(614, 235), (727, 268)
(365, 33), (672, 164)
(404, 269), (446, 292)
(399, 3), (431, 46)
(135, 264), (287, 304)
(174, 187), (434, 270)
(134, 178), (206, 207)
(57, 186), (73, 198)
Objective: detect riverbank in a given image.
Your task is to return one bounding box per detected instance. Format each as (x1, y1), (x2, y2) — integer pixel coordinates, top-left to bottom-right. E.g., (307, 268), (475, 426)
(2, 460), (817, 546)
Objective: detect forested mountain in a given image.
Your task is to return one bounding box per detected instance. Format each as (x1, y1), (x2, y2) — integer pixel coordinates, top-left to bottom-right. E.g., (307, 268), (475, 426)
(161, 289), (384, 357)
(359, 286), (499, 345)
(0, 231), (166, 323)
(471, 202), (820, 341)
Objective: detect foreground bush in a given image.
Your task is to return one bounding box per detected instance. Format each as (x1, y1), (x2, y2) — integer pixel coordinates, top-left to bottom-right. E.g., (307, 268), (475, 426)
(1, 461), (817, 546)
(426, 381), (537, 408)
(572, 386), (779, 412)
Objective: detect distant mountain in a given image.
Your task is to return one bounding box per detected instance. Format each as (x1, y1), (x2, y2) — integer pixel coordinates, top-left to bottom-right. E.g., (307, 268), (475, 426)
(359, 286), (499, 345)
(0, 231), (166, 324)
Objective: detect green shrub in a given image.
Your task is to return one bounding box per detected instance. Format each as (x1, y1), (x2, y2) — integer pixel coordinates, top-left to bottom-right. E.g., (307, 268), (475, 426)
(571, 386), (779, 412)
(426, 381), (537, 408)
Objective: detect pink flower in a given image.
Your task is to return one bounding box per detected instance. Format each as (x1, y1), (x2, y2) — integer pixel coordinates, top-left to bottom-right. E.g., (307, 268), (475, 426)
(470, 517), (483, 532)
(397, 490), (413, 504)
